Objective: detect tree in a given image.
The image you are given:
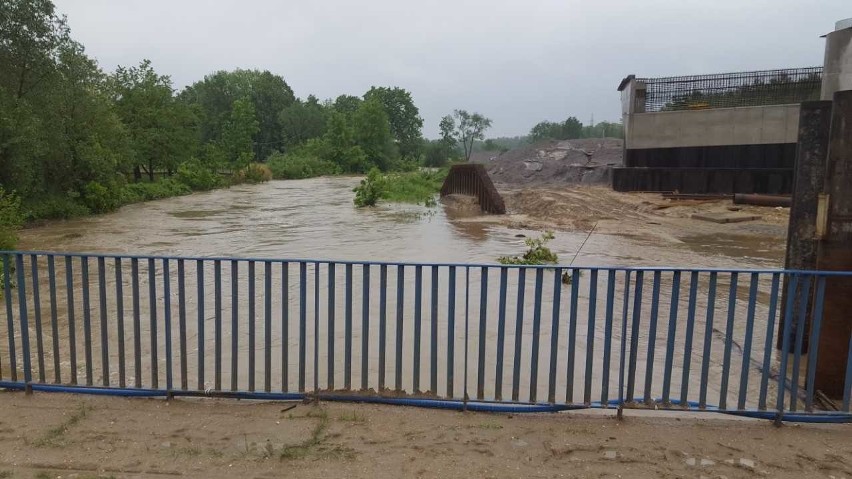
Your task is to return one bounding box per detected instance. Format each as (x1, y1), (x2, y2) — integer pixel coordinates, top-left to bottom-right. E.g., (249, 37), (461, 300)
(220, 98), (259, 167)
(112, 60), (198, 181)
(452, 110), (492, 162)
(332, 94), (362, 115)
(528, 116), (583, 142)
(279, 95), (329, 150)
(363, 87), (423, 160)
(352, 98), (397, 171)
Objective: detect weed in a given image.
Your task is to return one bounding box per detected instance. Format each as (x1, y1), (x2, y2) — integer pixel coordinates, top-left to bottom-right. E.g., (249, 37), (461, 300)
(34, 404), (90, 447)
(279, 408), (330, 460)
(337, 411), (366, 423)
(498, 231), (558, 265)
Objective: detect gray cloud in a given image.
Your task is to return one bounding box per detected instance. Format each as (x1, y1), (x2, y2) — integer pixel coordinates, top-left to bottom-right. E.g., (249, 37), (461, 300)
(55, 0), (849, 137)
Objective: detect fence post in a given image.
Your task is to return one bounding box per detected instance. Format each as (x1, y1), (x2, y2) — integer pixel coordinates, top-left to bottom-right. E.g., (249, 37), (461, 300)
(16, 254), (33, 394)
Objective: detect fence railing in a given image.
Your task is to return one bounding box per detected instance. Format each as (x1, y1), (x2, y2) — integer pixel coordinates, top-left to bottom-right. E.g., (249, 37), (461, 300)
(1, 251), (851, 421)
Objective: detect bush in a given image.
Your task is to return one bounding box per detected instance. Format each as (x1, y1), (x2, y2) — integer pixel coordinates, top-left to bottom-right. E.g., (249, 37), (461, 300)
(175, 159), (223, 191)
(238, 163), (273, 184)
(267, 151), (341, 180)
(22, 195), (90, 221)
(0, 187), (23, 251)
(82, 181), (124, 213)
(381, 168), (447, 205)
(122, 178), (191, 203)
(353, 168), (385, 207)
(498, 231), (559, 265)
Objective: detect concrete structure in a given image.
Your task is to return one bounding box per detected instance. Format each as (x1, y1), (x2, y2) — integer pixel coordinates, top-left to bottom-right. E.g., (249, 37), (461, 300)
(821, 19), (852, 100)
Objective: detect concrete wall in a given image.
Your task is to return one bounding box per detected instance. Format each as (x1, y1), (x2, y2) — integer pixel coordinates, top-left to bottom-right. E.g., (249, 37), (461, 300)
(821, 22), (852, 100)
(625, 104), (800, 150)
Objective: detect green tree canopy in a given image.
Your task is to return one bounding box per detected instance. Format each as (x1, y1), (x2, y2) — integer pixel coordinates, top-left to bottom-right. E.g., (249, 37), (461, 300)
(363, 86), (423, 160)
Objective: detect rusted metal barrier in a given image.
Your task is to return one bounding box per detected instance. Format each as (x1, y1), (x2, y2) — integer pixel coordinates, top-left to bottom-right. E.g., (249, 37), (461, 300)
(439, 164), (506, 214)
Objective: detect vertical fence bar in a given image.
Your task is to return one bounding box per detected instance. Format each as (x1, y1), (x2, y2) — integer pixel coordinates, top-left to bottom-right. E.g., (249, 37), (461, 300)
(230, 260), (238, 392)
(617, 271), (632, 408)
(719, 272), (738, 410)
(447, 266), (456, 398)
(131, 258), (139, 388)
(248, 261), (255, 392)
(627, 271), (645, 402)
(328, 263), (336, 390)
(66, 257), (77, 385)
(430, 266), (438, 394)
(2, 254), (14, 381)
(313, 262), (319, 393)
(163, 259), (173, 392)
(583, 269), (598, 405)
(148, 258), (158, 389)
(395, 265), (404, 392)
(477, 267), (487, 400)
(214, 260), (222, 391)
(699, 272), (718, 408)
(97, 257), (109, 386)
(804, 276), (826, 411)
(495, 267), (508, 401)
(511, 268), (525, 402)
(115, 259), (125, 388)
(601, 270), (616, 405)
(282, 262), (289, 391)
(679, 271), (698, 406)
(379, 264), (387, 391)
(566, 267), (582, 403)
(643, 271), (662, 405)
(776, 274), (798, 419)
(736, 273), (760, 410)
(548, 268), (563, 404)
(758, 273), (781, 410)
(464, 267), (470, 402)
(529, 268), (544, 402)
(662, 270), (681, 405)
(845, 333), (852, 412)
(48, 256), (60, 383)
(82, 257), (93, 386)
(178, 259), (188, 391)
(790, 276), (812, 412)
(264, 261), (272, 393)
(413, 265), (422, 393)
(299, 262), (306, 392)
(197, 260), (204, 390)
(16, 254), (32, 387)
(30, 256), (45, 383)
(361, 265), (371, 391)
(345, 264), (353, 390)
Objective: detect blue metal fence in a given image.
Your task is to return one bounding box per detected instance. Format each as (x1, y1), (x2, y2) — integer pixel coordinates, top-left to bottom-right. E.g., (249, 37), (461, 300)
(1, 251), (851, 422)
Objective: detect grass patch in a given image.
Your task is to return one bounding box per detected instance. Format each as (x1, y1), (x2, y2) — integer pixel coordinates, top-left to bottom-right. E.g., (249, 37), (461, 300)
(337, 410), (366, 423)
(33, 404), (89, 447)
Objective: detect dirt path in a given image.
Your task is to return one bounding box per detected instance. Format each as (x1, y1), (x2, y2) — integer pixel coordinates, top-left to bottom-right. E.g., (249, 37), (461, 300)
(0, 392), (849, 478)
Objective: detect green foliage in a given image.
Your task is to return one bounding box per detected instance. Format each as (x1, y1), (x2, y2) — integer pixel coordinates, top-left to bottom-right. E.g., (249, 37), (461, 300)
(529, 117), (624, 142)
(175, 158), (222, 191)
(352, 98), (398, 171)
(220, 98), (259, 167)
(279, 95), (330, 150)
(22, 195), (90, 221)
(498, 232), (559, 265)
(237, 163), (273, 184)
(450, 110), (492, 162)
(381, 168), (447, 205)
(353, 168), (385, 207)
(364, 86), (424, 160)
(267, 151), (340, 179)
(82, 181), (123, 214)
(122, 179), (191, 203)
(0, 187), (23, 251)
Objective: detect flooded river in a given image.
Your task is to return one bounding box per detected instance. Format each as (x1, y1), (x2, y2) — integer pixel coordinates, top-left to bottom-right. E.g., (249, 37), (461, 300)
(3, 178), (795, 408)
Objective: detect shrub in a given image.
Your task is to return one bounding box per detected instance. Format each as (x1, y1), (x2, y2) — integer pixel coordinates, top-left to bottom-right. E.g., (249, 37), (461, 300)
(267, 151), (340, 180)
(0, 187), (23, 251)
(22, 195), (90, 221)
(353, 168), (385, 207)
(381, 168), (447, 205)
(239, 163), (273, 184)
(122, 179), (191, 203)
(82, 181), (124, 213)
(498, 231), (558, 265)
(175, 159), (223, 191)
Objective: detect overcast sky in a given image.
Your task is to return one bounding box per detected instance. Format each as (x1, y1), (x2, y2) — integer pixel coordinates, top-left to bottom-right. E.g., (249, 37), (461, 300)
(54, 0), (849, 138)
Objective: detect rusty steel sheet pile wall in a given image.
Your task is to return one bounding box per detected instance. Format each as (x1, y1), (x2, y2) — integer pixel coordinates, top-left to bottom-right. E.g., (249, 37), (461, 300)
(440, 164), (506, 214)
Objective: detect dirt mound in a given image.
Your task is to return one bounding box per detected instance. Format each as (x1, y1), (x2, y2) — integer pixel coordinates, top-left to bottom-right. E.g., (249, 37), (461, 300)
(476, 138), (623, 187)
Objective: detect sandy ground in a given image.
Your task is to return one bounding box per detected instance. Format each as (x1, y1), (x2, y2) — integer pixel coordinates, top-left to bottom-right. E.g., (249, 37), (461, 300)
(0, 391), (849, 479)
(458, 186), (790, 246)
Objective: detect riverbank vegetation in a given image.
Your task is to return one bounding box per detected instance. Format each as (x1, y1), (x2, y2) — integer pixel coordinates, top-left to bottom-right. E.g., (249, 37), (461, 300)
(353, 168), (448, 207)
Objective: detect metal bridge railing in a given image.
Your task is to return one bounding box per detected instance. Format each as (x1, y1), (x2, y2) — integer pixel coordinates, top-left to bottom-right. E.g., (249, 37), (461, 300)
(1, 251), (850, 422)
(640, 67), (823, 112)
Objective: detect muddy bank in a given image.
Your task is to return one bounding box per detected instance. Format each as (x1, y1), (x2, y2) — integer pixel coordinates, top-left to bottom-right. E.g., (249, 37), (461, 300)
(0, 392), (848, 479)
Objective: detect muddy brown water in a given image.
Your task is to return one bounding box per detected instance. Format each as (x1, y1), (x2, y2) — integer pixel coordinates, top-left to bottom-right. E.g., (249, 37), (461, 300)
(2, 177), (796, 408)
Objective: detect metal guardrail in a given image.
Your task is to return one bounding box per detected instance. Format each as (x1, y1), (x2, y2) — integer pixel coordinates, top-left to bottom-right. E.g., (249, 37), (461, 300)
(640, 67), (823, 112)
(1, 251), (850, 421)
